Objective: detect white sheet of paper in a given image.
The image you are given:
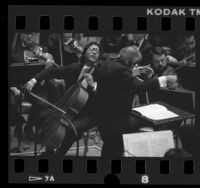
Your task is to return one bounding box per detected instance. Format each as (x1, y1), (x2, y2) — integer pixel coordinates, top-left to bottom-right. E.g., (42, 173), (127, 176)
(123, 130), (175, 157)
(132, 104), (179, 120)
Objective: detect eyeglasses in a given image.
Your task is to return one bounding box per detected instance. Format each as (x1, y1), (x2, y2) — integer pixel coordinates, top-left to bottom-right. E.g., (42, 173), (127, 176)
(87, 47), (100, 53)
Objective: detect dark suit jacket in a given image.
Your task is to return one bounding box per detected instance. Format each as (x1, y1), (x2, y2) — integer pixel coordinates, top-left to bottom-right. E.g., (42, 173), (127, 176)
(93, 59), (160, 133)
(34, 63), (98, 117)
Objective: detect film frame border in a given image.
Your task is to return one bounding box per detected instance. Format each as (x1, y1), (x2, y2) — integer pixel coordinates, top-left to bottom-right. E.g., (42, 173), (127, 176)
(8, 5), (200, 184)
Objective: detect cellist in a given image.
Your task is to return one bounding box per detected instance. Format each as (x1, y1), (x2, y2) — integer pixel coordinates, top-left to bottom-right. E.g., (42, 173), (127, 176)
(24, 42), (102, 156)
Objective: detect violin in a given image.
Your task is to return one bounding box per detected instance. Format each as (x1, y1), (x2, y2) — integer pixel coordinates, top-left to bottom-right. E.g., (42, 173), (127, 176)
(24, 43), (54, 63)
(63, 38), (83, 54)
(157, 54), (195, 90)
(166, 53), (195, 67)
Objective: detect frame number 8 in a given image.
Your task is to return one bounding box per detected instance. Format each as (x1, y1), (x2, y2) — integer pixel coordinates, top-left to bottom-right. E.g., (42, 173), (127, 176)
(141, 175), (149, 184)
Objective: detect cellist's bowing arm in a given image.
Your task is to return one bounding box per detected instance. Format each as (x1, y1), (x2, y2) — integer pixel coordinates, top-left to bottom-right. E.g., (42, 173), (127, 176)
(24, 64), (72, 91)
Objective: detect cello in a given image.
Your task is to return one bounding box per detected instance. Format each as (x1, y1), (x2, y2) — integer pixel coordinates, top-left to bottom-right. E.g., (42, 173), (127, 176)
(20, 67), (94, 150)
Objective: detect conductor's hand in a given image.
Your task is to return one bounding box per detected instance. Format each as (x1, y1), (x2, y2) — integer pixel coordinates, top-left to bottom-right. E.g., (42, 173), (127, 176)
(24, 79), (37, 91)
(132, 65), (154, 78)
(139, 65), (154, 78)
(166, 75), (177, 84)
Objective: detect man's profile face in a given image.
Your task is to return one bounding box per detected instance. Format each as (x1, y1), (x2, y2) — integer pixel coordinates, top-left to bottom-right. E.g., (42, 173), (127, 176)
(184, 35), (196, 53)
(152, 53), (167, 72)
(85, 44), (100, 66)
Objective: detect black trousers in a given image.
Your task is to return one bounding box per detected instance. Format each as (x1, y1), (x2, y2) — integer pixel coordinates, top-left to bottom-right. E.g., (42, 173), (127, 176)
(99, 115), (153, 158)
(56, 114), (95, 156)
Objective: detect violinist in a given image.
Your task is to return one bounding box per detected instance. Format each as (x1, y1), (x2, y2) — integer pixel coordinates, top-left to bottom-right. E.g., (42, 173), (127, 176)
(173, 34), (196, 64)
(46, 33), (83, 66)
(24, 42), (102, 156)
(150, 47), (177, 76)
(11, 32), (63, 139)
(12, 32), (55, 66)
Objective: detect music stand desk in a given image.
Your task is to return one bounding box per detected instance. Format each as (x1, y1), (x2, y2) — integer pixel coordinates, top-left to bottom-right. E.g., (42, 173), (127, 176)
(132, 101), (195, 127)
(132, 101), (195, 147)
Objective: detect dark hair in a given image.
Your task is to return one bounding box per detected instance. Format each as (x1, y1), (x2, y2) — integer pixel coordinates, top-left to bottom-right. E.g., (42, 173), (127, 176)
(80, 41), (102, 66)
(149, 46), (166, 62)
(151, 46), (166, 56)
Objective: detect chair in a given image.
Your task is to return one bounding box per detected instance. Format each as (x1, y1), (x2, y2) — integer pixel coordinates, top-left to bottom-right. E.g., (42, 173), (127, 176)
(10, 88), (32, 153)
(82, 127), (101, 156)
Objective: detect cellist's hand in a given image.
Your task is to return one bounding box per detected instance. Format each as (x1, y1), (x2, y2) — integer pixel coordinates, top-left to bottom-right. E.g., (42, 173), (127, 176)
(84, 73), (97, 91)
(24, 78), (37, 91)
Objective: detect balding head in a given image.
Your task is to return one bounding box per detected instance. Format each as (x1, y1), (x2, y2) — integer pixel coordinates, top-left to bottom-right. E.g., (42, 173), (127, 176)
(119, 46), (142, 68)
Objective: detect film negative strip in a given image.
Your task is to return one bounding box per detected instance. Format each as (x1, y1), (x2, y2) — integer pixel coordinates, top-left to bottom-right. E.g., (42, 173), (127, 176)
(8, 5), (200, 184)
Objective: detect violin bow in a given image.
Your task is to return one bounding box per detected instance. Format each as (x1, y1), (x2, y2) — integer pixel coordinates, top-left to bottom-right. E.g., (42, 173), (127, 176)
(138, 34), (149, 50)
(58, 33), (64, 66)
(165, 54), (195, 76)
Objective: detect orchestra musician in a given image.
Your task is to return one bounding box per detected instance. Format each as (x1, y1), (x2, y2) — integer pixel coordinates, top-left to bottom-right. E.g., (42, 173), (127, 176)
(46, 33), (83, 66)
(149, 47), (178, 78)
(173, 34), (196, 64)
(24, 42), (102, 156)
(138, 47), (179, 86)
(12, 32), (55, 65)
(11, 32), (64, 139)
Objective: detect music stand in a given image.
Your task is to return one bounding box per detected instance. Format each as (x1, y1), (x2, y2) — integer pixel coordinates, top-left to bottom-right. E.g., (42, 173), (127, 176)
(132, 101), (195, 147)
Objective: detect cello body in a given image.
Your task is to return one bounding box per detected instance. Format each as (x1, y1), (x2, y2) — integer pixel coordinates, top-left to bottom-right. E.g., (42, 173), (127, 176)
(21, 79), (89, 149)
(38, 82), (89, 149)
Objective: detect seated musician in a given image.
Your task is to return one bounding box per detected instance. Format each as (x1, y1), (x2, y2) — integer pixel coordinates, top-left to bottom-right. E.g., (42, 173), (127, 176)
(46, 33), (83, 66)
(134, 46), (180, 105)
(11, 32), (64, 139)
(150, 46), (177, 78)
(12, 32), (55, 66)
(173, 34), (196, 64)
(24, 42), (102, 156)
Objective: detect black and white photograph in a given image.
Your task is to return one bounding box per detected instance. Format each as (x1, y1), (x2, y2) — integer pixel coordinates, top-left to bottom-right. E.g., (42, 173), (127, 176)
(9, 32), (197, 158)
(7, 5), (200, 184)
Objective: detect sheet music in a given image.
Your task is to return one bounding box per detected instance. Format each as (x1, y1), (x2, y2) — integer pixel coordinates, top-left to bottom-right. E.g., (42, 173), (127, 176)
(132, 104), (179, 120)
(123, 130), (175, 157)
